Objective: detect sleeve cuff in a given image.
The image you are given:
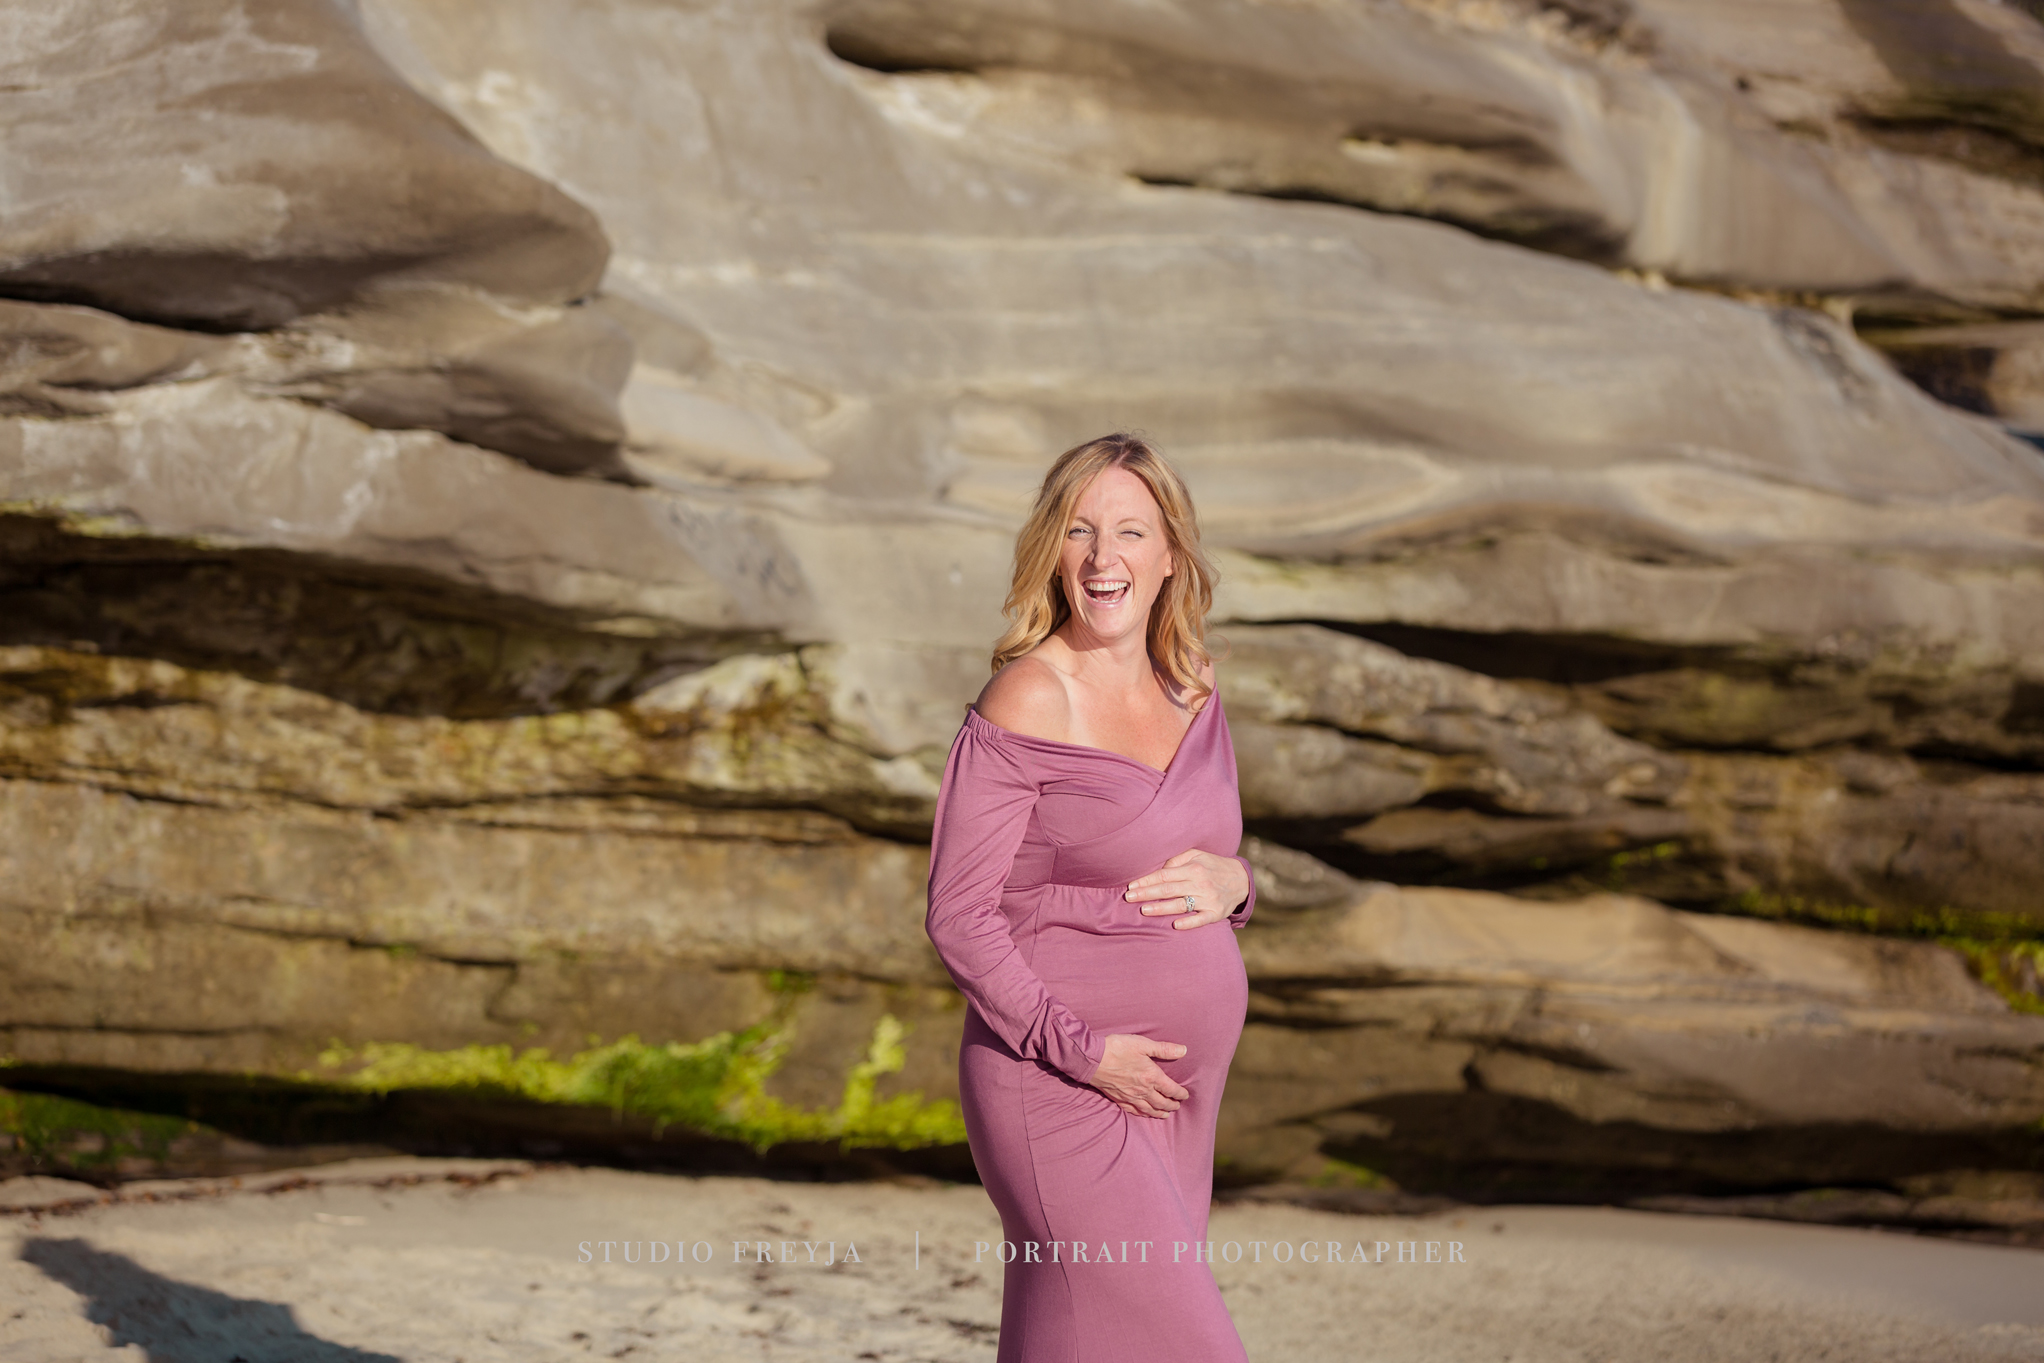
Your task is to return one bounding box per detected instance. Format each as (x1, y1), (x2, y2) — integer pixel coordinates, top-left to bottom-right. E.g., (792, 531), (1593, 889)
(1227, 853), (1257, 929)
(1062, 1027), (1107, 1086)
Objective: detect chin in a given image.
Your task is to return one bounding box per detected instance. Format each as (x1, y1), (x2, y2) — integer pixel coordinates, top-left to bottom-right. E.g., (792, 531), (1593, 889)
(1073, 596), (1158, 637)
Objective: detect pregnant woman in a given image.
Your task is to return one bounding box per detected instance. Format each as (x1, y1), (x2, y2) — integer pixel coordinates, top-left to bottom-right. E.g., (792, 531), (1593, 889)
(926, 433), (1256, 1363)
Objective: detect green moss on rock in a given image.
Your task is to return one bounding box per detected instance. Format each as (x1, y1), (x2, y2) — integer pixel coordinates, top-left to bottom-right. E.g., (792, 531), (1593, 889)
(0, 1087), (200, 1174)
(1726, 890), (2044, 1014)
(1947, 940), (2044, 1018)
(314, 1003), (966, 1152)
(1728, 890), (2044, 944)
(1309, 1157), (1396, 1192)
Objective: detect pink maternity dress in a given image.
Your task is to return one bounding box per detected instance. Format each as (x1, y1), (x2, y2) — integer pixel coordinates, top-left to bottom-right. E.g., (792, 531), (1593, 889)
(925, 688), (1258, 1363)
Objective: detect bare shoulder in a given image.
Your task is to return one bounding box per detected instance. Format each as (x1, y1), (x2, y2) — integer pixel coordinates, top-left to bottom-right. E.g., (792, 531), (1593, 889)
(975, 653), (1073, 742)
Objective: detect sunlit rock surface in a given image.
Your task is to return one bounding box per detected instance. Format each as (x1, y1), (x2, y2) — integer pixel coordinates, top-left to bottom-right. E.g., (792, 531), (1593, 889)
(1228, 838), (2044, 1188)
(0, 0), (625, 473)
(2, 0), (2043, 1188)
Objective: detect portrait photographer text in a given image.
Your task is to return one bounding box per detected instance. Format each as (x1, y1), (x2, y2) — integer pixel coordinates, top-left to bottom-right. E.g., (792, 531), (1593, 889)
(575, 1235), (1470, 1268)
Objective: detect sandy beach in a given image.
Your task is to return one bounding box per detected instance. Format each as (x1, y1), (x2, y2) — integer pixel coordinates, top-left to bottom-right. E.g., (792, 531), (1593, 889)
(4, 1158), (2041, 1362)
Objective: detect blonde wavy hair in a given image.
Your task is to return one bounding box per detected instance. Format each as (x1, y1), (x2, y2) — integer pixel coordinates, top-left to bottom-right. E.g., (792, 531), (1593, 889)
(991, 432), (1220, 705)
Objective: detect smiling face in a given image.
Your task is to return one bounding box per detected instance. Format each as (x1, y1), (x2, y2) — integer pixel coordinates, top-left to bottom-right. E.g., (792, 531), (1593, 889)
(1057, 465), (1176, 646)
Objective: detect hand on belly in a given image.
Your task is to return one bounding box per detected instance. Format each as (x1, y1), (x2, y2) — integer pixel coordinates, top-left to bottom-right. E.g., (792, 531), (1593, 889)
(1089, 1033), (1191, 1118)
(1124, 848), (1250, 928)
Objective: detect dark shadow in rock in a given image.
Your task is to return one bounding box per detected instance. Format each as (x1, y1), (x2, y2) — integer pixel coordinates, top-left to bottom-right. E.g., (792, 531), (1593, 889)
(1302, 620), (1738, 685)
(1840, 0), (2044, 182)
(4, 1066), (980, 1188)
(0, 513), (757, 717)
(19, 1237), (403, 1363)
(1313, 1090), (2044, 1201)
(1871, 336), (2002, 417)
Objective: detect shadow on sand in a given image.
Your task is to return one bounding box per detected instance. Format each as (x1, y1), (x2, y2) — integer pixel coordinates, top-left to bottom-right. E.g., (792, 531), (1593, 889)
(20, 1237), (402, 1363)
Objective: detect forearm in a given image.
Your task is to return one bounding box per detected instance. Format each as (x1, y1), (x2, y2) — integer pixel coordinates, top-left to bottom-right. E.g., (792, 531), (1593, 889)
(926, 904), (1104, 1082)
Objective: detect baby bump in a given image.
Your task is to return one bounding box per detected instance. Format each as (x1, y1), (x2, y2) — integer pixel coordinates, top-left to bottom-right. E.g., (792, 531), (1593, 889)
(1027, 884), (1248, 1075)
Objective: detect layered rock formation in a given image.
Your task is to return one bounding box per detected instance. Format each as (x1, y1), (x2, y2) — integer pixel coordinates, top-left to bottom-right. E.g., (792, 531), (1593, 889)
(3, 0), (2042, 1191)
(0, 1), (625, 473)
(1230, 839), (2044, 1191)
(5, 637), (2039, 1190)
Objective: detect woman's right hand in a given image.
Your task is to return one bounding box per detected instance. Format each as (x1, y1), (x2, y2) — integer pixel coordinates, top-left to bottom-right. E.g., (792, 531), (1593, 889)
(1089, 1034), (1191, 1118)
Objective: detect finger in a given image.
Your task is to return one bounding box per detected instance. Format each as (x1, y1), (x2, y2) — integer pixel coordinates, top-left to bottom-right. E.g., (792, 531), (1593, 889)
(1126, 862), (1206, 894)
(1170, 908), (1231, 929)
(1164, 849), (1204, 867)
(1138, 899), (1192, 916)
(1144, 1041), (1189, 1060)
(1128, 869), (1215, 896)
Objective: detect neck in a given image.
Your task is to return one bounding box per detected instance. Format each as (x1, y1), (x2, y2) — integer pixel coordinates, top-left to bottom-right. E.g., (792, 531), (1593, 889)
(1053, 617), (1158, 697)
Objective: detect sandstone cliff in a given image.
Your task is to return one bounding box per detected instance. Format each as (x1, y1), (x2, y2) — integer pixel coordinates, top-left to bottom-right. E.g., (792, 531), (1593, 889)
(2, 0), (2042, 1195)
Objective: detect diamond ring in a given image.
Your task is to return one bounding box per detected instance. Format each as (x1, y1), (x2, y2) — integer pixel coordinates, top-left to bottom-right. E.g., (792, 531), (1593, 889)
(1184, 895), (1197, 913)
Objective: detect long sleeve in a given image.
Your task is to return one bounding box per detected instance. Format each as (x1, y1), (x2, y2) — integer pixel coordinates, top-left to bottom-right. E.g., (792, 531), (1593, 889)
(1226, 854), (1256, 929)
(1218, 695), (1256, 930)
(925, 718), (1105, 1085)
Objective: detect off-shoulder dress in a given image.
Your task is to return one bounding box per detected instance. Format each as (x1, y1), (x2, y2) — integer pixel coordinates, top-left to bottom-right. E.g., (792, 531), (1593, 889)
(925, 688), (1257, 1363)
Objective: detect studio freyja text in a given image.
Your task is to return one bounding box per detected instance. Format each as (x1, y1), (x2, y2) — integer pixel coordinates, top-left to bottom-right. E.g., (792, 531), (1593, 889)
(576, 1238), (1469, 1267)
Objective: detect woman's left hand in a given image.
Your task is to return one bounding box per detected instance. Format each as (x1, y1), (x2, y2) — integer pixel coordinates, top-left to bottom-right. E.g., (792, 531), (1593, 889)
(1126, 850), (1249, 930)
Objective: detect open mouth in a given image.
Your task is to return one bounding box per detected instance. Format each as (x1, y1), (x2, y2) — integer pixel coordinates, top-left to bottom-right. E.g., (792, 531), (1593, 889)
(1083, 578), (1130, 605)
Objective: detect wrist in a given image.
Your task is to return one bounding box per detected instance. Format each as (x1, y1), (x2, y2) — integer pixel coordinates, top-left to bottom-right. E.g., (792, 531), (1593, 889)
(1226, 854), (1255, 920)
